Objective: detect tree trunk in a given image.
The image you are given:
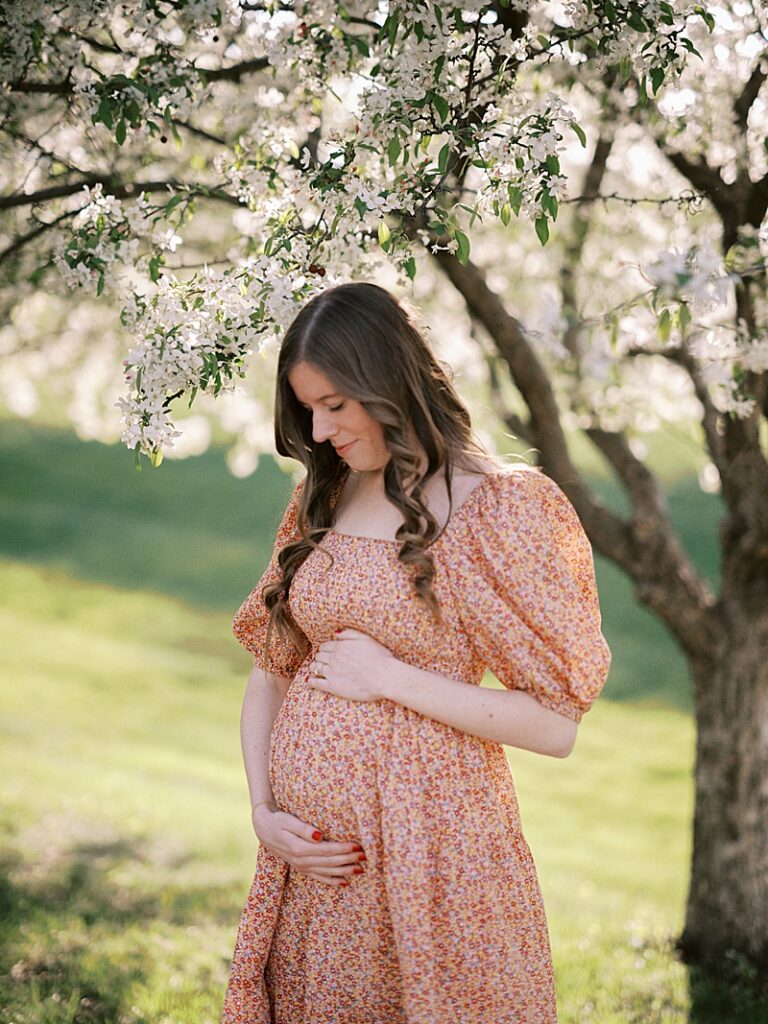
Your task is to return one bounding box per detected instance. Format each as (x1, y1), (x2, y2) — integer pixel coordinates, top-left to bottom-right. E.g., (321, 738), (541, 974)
(678, 607), (768, 983)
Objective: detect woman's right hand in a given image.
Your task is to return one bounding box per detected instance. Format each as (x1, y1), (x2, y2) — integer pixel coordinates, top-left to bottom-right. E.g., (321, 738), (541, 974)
(252, 803), (366, 887)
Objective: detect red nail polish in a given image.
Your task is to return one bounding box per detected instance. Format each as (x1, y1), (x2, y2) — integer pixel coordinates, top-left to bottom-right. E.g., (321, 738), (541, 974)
(352, 865), (364, 874)
(340, 880), (350, 887)
(357, 852), (367, 862)
(351, 843), (363, 852)
(312, 829), (323, 841)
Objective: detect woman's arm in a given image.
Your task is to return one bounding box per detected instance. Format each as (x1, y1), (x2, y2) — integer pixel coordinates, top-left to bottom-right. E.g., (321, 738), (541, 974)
(242, 665), (368, 885)
(381, 663), (577, 757)
(240, 663), (292, 815)
(309, 629), (579, 758)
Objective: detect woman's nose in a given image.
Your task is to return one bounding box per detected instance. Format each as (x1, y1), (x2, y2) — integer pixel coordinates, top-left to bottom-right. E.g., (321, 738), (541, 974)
(312, 412), (337, 444)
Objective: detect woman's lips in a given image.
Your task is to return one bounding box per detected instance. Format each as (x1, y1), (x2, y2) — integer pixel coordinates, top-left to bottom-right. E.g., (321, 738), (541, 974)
(335, 441), (355, 455)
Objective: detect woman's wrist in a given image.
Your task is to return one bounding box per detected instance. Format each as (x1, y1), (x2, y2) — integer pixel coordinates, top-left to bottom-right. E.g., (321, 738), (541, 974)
(251, 798), (279, 815)
(379, 658), (409, 703)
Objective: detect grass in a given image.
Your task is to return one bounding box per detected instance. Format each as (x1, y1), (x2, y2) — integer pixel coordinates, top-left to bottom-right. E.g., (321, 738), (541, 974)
(3, 559), (765, 1022)
(1, 419), (765, 1022)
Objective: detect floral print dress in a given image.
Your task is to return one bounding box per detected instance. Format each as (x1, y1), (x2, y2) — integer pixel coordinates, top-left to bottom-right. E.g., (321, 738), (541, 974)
(220, 466), (612, 1024)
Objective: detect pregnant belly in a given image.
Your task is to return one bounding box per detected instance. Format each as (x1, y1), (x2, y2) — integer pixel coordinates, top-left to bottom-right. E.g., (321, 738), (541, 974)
(269, 666), (391, 841)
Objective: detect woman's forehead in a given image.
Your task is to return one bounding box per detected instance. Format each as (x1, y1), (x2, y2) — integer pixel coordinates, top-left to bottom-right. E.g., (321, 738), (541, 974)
(288, 361), (341, 403)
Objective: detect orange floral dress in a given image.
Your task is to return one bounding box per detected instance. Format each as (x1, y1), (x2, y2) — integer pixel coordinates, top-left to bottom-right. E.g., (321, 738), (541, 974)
(221, 466), (612, 1024)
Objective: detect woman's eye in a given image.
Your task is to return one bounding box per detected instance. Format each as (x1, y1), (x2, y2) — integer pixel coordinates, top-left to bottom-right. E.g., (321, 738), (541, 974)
(329, 403), (345, 412)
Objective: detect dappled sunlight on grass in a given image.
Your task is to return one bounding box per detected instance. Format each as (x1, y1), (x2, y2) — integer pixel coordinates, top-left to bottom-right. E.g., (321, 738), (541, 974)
(4, 560), (767, 1021)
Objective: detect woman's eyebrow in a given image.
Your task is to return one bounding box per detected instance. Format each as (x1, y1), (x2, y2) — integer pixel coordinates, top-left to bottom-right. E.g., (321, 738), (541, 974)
(299, 393), (341, 405)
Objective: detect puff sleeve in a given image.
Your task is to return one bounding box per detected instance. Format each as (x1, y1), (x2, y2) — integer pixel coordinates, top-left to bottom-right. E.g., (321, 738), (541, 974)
(451, 469), (612, 724)
(231, 476), (309, 679)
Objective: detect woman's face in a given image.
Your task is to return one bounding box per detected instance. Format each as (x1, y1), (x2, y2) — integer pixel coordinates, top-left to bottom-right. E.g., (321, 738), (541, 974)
(288, 361), (390, 472)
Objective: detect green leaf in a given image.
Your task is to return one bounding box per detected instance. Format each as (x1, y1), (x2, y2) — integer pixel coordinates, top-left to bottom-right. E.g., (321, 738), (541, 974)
(694, 6), (715, 31)
(378, 220), (391, 248)
(95, 97), (114, 129)
(404, 257), (416, 280)
(455, 230), (470, 265)
(627, 11), (647, 31)
(164, 193), (185, 213)
(500, 203), (511, 227)
(508, 184), (522, 215)
(657, 308), (671, 342)
(650, 66), (664, 95)
(570, 121), (587, 148)
(679, 302), (691, 331)
(148, 254), (164, 282)
(388, 15), (398, 45)
(28, 262), (49, 285)
(387, 136), (401, 166)
(545, 154), (560, 175)
(432, 93), (449, 123)
(535, 217), (549, 246)
(438, 142), (450, 175)
(609, 318), (619, 351)
(149, 448), (164, 468)
(115, 119), (126, 145)
(680, 38), (703, 59)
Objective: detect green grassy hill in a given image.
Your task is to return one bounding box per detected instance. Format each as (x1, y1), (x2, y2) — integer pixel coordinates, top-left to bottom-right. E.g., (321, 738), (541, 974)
(2, 421), (762, 1023)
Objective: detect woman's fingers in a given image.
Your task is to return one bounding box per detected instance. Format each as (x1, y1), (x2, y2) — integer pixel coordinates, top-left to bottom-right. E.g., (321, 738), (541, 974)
(294, 849), (364, 867)
(279, 813), (363, 859)
(301, 871), (349, 887)
(299, 865), (358, 886)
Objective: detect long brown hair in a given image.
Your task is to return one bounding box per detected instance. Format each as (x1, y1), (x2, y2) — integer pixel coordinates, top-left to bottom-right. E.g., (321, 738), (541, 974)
(263, 281), (508, 658)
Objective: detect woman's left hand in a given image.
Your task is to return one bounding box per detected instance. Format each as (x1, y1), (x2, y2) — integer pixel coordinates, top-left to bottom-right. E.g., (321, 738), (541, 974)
(307, 628), (397, 703)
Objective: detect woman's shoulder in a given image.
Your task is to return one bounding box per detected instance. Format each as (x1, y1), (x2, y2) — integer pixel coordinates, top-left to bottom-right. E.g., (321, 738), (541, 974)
(450, 463), (581, 549)
(471, 463), (563, 511)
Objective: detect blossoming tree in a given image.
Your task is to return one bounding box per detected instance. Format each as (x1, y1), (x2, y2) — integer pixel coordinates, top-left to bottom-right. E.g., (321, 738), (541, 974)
(2, 0), (767, 989)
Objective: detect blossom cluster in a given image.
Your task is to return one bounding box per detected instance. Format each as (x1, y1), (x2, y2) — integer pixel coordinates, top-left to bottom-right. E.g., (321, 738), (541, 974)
(645, 245), (734, 315)
(117, 262), (330, 458)
(641, 244), (766, 417)
(4, 0), (723, 460)
(53, 185), (182, 297)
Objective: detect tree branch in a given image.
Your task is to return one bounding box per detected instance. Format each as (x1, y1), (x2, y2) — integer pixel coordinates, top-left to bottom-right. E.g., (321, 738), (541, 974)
(430, 245), (625, 543)
(663, 150), (729, 215)
(174, 119), (229, 146)
(625, 343), (727, 475)
(0, 210), (76, 267)
(196, 57), (271, 81)
(734, 51), (768, 130)
(7, 55), (271, 97)
(560, 133), (613, 360)
(0, 177), (242, 211)
(5, 78), (72, 95)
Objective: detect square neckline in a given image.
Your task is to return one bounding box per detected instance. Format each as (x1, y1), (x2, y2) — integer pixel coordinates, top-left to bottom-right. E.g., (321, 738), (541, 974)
(327, 467), (516, 546)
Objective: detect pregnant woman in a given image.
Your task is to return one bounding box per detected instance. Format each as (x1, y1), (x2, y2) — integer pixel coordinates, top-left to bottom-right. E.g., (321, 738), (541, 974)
(220, 282), (612, 1024)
